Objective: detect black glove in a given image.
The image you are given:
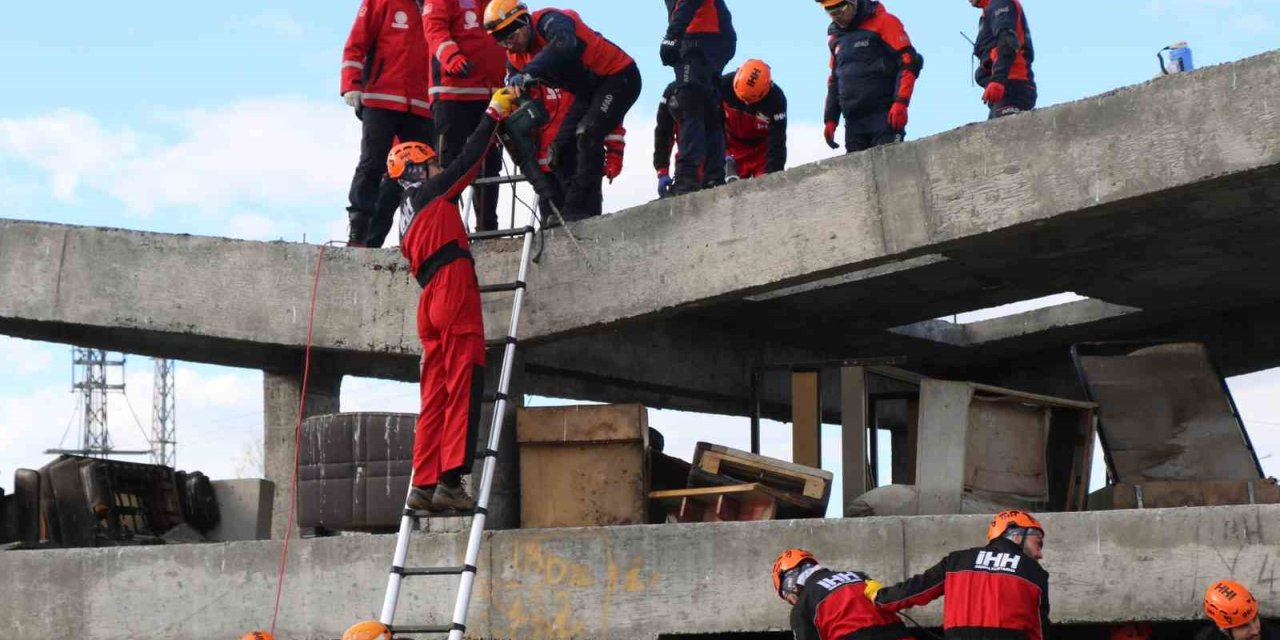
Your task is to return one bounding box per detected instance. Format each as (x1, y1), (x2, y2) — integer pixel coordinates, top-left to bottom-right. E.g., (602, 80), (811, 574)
(659, 37), (682, 67)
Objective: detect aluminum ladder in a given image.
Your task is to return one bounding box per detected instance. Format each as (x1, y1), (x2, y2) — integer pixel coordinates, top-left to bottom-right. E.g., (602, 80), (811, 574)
(377, 217), (536, 639)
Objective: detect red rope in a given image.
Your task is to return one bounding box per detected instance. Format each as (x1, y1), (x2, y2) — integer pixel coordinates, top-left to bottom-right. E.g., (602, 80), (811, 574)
(269, 241), (335, 636)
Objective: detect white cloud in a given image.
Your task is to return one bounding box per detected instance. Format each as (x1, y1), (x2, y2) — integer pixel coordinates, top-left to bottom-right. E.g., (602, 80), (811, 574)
(225, 213), (281, 241)
(244, 13), (305, 40)
(0, 337), (56, 375)
(0, 99), (360, 216)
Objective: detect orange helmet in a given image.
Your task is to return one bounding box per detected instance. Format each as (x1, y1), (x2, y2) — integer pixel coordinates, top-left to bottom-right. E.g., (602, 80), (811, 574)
(772, 548), (817, 599)
(816, 0), (852, 9)
(343, 620), (392, 640)
(386, 141), (436, 181)
(1110, 622), (1153, 640)
(240, 633), (274, 640)
(987, 510), (1044, 541)
(734, 60), (773, 105)
(484, 0), (529, 34)
(1205, 580), (1259, 629)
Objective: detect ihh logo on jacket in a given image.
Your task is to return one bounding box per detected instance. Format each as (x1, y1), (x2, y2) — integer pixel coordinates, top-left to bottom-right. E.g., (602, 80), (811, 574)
(815, 572), (865, 591)
(975, 551), (1021, 573)
(393, 11), (409, 28)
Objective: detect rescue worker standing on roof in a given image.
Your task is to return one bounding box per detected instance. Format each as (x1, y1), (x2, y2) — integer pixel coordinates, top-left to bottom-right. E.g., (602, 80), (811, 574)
(772, 548), (913, 640)
(819, 0), (922, 154)
(342, 0), (436, 247)
(423, 0), (508, 232)
(1198, 580), (1278, 640)
(970, 0), (1036, 118)
(655, 59), (787, 195)
(868, 510), (1052, 640)
(483, 1), (641, 221)
(388, 88), (520, 513)
(660, 0), (736, 196)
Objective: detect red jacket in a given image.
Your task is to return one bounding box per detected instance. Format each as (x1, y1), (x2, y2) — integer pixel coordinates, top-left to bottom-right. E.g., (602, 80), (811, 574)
(341, 0), (432, 116)
(791, 567), (911, 640)
(507, 9), (634, 94)
(399, 115), (498, 287)
(422, 0), (506, 102)
(875, 538), (1051, 640)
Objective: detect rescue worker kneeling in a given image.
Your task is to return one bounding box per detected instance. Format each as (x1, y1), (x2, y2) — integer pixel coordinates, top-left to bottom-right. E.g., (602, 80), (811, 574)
(818, 0), (922, 153)
(484, 0), (641, 221)
(1199, 580), (1277, 640)
(773, 548), (912, 640)
(654, 59), (787, 195)
(869, 510), (1051, 640)
(388, 88), (520, 514)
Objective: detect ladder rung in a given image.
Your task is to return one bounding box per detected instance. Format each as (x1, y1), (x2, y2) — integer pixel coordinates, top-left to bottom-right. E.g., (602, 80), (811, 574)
(468, 225), (534, 241)
(479, 282), (525, 294)
(472, 174), (529, 186)
(391, 623), (457, 634)
(396, 564), (475, 577)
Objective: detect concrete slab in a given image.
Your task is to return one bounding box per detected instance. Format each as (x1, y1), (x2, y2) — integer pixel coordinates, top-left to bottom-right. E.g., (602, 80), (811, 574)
(5, 52), (1280, 417)
(208, 479), (274, 542)
(1, 506), (1277, 639)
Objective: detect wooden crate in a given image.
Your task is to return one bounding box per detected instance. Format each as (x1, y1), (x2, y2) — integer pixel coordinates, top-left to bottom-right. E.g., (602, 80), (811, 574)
(516, 404), (649, 528)
(690, 442), (832, 516)
(649, 483), (811, 523)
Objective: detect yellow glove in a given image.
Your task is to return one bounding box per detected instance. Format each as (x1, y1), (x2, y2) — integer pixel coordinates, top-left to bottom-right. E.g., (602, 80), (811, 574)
(864, 579), (884, 601)
(487, 88), (519, 119)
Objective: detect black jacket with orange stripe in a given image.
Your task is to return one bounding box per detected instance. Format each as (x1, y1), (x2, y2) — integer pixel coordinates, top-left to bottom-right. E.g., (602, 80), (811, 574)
(791, 567), (913, 640)
(874, 538), (1051, 640)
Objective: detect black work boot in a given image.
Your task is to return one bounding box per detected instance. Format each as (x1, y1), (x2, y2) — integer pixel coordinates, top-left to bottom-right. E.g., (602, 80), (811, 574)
(346, 207), (370, 248)
(431, 471), (476, 513)
(431, 483), (476, 512)
(406, 485), (435, 512)
(670, 173), (702, 197)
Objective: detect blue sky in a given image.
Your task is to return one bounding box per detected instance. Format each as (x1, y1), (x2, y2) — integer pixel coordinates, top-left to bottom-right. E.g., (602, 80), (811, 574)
(3, 0), (1280, 512)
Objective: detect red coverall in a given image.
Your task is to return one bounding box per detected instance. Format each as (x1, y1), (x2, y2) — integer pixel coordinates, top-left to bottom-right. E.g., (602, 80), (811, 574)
(397, 113), (500, 487)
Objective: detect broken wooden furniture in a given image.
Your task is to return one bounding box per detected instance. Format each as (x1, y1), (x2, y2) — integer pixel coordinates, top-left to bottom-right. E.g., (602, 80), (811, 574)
(1072, 341), (1279, 509)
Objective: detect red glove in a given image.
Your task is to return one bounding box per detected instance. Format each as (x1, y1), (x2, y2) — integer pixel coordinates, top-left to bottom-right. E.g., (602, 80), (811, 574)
(604, 131), (626, 183)
(888, 102), (909, 131)
(439, 42), (472, 78)
(824, 121), (839, 150)
(982, 81), (1006, 106)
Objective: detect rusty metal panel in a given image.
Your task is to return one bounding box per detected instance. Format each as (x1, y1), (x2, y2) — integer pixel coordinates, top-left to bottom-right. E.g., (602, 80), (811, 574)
(964, 398), (1050, 501)
(1074, 342), (1262, 483)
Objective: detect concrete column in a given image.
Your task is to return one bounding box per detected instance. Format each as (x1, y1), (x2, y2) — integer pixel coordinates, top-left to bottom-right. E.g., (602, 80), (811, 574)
(840, 366), (869, 514)
(263, 366), (341, 539)
(916, 379), (973, 515)
(474, 348), (523, 530)
(791, 370), (821, 468)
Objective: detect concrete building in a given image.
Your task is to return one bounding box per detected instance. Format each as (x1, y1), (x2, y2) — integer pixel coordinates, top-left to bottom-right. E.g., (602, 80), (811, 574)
(3, 49), (1280, 638)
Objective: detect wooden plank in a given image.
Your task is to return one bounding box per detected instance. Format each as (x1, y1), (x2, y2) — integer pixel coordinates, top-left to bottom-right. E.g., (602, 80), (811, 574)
(968, 383), (1098, 410)
(515, 404), (648, 444)
(650, 483), (780, 523)
(841, 366), (869, 505)
(520, 441), (647, 528)
(697, 448), (830, 500)
(792, 370), (821, 468)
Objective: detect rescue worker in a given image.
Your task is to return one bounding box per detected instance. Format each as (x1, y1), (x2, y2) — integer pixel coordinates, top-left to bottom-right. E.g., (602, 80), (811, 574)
(484, 1), (641, 222)
(525, 85), (627, 218)
(654, 60), (787, 195)
(1198, 580), (1277, 640)
(343, 620), (392, 640)
(388, 88), (520, 513)
(772, 548), (913, 640)
(341, 0), (436, 247)
(423, 0), (507, 231)
(818, 0), (922, 153)
(869, 510), (1051, 640)
(660, 0), (736, 195)
(969, 0), (1036, 119)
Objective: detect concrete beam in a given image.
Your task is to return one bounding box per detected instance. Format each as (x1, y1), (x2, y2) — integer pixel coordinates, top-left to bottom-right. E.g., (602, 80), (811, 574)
(6, 52), (1280, 399)
(1, 506), (1275, 639)
(263, 366), (340, 539)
